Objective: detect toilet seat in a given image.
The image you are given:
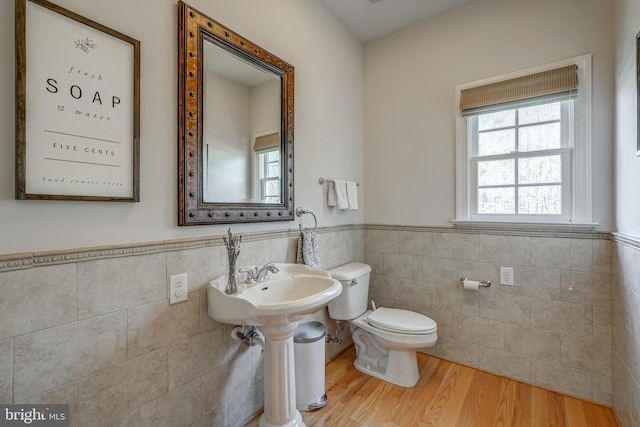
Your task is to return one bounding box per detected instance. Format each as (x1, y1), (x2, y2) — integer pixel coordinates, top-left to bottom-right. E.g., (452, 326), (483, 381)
(351, 311), (437, 349)
(367, 307), (437, 335)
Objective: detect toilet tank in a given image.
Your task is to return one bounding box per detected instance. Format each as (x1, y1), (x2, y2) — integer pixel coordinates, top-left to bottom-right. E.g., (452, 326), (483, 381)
(327, 262), (372, 320)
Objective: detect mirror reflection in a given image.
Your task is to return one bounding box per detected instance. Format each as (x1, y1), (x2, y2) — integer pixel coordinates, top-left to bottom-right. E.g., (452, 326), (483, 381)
(203, 40), (282, 204)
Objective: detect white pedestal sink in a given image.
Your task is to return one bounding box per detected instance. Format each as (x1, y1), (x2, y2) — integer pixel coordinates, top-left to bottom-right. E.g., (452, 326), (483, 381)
(208, 264), (342, 427)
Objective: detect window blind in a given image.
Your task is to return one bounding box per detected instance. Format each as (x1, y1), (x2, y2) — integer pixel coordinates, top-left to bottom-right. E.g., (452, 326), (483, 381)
(460, 65), (578, 117)
(253, 132), (280, 152)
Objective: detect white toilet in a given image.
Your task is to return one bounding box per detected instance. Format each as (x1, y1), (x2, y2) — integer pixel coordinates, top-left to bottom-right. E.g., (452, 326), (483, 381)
(328, 262), (438, 388)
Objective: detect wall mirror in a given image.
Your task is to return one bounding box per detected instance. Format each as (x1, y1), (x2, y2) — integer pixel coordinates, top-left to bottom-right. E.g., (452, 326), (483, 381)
(178, 1), (294, 225)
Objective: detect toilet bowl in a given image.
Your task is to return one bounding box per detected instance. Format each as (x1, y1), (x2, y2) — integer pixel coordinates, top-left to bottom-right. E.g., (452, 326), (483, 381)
(328, 263), (438, 388)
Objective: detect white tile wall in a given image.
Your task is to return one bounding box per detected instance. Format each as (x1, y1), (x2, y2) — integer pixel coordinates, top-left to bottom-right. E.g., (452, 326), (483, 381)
(14, 312), (128, 401)
(0, 227), (364, 427)
(0, 339), (12, 403)
(0, 264), (76, 340)
(77, 253), (167, 319)
(612, 238), (640, 427)
(78, 349), (168, 425)
(127, 298), (200, 359)
(365, 227), (613, 404)
(18, 382), (79, 427)
(1, 226), (632, 425)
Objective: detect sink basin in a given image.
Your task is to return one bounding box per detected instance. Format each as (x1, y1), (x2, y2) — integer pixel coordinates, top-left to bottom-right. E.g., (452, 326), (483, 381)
(208, 263), (342, 326)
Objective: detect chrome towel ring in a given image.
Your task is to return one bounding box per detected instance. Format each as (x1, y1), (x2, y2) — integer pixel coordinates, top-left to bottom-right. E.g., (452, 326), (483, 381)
(296, 207), (317, 232)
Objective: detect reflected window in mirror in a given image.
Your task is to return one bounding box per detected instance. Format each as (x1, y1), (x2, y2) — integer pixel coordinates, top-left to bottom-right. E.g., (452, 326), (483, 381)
(257, 150), (281, 204)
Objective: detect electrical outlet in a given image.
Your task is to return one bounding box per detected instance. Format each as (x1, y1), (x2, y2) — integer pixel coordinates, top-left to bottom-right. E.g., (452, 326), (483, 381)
(499, 267), (514, 286)
(169, 273), (188, 304)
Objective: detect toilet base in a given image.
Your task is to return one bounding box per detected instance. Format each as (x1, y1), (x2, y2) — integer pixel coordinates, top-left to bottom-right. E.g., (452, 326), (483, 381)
(351, 324), (430, 388)
(353, 347), (420, 387)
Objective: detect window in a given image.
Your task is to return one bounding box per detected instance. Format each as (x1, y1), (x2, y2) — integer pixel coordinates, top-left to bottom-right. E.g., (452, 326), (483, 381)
(257, 148), (281, 203)
(455, 55), (594, 229)
(471, 102), (570, 218)
(252, 131), (281, 204)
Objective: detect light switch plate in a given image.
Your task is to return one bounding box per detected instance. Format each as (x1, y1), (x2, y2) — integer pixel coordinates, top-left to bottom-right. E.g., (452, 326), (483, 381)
(169, 273), (188, 304)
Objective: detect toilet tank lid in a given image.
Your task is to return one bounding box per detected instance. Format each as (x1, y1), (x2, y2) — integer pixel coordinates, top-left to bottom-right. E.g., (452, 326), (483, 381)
(329, 262), (372, 281)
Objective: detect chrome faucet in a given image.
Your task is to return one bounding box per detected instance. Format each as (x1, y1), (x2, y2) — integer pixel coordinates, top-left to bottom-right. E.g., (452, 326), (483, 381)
(239, 262), (280, 284)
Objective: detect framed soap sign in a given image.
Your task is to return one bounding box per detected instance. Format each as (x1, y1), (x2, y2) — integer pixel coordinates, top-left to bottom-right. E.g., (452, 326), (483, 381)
(15, 0), (140, 201)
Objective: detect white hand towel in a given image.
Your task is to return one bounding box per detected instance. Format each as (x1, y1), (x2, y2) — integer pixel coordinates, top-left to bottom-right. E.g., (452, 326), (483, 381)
(346, 181), (359, 210)
(334, 179), (349, 210)
(327, 181), (337, 207)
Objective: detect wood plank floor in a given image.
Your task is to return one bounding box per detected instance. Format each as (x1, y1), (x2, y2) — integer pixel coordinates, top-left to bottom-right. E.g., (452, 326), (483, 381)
(244, 346), (619, 427)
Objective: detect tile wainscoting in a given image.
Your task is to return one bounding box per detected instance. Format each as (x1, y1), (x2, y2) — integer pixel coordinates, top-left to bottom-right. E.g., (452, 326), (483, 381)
(364, 226), (638, 427)
(611, 233), (640, 427)
(0, 226), (363, 427)
(1, 224), (637, 426)
(364, 225), (614, 407)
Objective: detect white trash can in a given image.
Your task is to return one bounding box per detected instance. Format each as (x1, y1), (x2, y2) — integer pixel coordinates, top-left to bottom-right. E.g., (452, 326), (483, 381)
(294, 321), (328, 411)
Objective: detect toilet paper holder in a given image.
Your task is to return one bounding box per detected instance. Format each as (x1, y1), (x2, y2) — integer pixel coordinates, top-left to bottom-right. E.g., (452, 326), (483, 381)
(459, 278), (491, 288)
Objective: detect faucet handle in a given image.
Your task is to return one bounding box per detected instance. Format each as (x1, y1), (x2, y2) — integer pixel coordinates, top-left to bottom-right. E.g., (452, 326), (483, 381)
(238, 267), (257, 284)
(264, 261), (279, 273)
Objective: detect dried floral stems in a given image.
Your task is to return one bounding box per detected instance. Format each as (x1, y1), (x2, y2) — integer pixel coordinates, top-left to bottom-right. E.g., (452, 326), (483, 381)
(223, 228), (241, 294)
(223, 227), (241, 266)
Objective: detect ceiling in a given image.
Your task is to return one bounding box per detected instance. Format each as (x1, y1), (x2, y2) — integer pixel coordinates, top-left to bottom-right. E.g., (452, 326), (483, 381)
(318, 0), (476, 42)
(204, 40), (276, 87)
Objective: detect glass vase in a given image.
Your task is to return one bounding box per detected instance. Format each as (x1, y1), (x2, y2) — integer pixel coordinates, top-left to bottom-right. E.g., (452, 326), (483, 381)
(225, 265), (238, 295)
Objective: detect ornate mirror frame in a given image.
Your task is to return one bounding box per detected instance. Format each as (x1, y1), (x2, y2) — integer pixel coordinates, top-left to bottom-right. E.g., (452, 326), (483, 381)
(178, 1), (294, 225)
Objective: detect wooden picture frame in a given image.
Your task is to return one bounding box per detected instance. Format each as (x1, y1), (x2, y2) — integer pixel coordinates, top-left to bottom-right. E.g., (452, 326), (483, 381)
(15, 0), (140, 201)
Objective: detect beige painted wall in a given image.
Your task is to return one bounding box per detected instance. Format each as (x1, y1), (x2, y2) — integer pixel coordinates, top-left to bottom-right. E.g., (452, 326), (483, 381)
(363, 0), (614, 230)
(612, 0), (640, 425)
(614, 0), (640, 238)
(0, 0), (364, 255)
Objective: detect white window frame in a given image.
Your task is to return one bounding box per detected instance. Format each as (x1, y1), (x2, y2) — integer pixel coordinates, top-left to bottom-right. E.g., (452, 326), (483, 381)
(255, 147), (281, 203)
(454, 54), (596, 230)
(468, 101), (572, 221)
